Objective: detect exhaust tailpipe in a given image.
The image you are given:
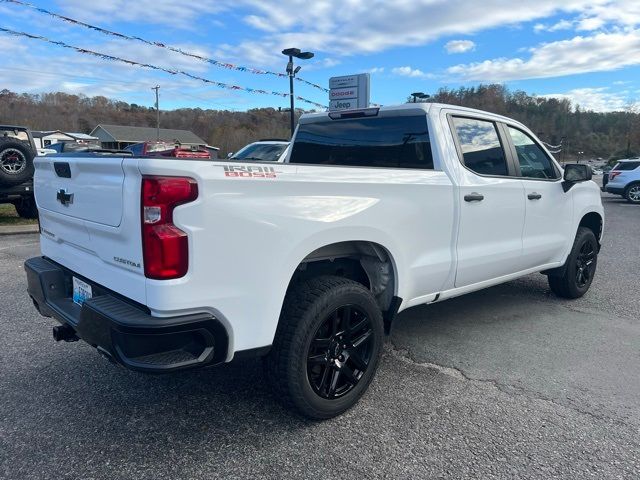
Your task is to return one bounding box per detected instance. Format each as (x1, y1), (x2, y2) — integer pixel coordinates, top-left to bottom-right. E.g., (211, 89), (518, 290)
(52, 324), (79, 342)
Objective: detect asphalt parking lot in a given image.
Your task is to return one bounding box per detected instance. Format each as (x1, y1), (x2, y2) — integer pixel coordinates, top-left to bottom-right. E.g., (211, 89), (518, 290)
(1, 190), (639, 479)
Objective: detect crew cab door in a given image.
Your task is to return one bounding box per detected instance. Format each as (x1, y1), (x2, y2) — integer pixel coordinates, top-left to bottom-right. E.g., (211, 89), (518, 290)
(448, 115), (526, 287)
(502, 125), (573, 268)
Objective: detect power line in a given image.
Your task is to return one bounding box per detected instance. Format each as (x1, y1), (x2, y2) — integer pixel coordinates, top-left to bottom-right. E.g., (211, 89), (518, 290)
(0, 66), (238, 108)
(1, 0), (330, 93)
(0, 66), (240, 109)
(0, 27), (327, 109)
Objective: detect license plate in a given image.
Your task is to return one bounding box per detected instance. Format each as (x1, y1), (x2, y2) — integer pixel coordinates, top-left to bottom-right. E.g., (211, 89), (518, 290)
(72, 277), (92, 306)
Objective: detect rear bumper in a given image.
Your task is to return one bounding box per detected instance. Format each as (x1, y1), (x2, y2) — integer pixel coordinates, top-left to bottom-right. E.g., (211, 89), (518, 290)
(605, 185), (625, 195)
(25, 256), (228, 373)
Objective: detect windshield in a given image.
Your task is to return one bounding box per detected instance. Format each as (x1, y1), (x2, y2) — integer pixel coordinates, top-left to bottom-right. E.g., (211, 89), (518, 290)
(146, 142), (177, 153)
(0, 128), (29, 143)
(62, 142), (101, 152)
(232, 143), (288, 161)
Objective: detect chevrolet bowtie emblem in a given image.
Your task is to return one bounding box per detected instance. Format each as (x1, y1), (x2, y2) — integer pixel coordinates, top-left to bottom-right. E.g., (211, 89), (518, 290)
(56, 189), (74, 206)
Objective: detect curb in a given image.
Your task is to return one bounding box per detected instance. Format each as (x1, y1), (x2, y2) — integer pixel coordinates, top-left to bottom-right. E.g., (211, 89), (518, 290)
(0, 224), (40, 236)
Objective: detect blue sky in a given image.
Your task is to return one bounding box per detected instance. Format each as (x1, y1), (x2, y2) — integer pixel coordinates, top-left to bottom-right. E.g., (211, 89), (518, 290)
(0, 0), (639, 112)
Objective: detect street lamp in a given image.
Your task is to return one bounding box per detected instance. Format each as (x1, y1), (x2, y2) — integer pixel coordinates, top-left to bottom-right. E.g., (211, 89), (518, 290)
(411, 92), (430, 103)
(282, 48), (314, 137)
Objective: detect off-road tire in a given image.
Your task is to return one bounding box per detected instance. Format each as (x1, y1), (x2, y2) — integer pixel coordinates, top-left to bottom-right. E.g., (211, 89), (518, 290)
(548, 227), (598, 299)
(0, 138), (35, 186)
(265, 275), (384, 420)
(624, 183), (640, 204)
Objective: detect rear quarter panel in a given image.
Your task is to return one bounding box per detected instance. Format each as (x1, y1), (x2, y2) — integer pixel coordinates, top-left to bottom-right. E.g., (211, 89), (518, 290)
(137, 159), (454, 357)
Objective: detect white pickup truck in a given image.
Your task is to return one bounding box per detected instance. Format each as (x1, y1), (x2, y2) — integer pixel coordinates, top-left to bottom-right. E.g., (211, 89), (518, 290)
(25, 104), (603, 419)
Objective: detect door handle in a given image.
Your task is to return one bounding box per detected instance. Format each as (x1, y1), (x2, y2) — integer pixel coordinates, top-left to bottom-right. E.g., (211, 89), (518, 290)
(527, 192), (542, 200)
(464, 192), (484, 202)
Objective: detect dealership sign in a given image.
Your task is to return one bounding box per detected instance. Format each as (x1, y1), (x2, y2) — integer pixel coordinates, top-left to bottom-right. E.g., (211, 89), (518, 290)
(328, 74), (370, 111)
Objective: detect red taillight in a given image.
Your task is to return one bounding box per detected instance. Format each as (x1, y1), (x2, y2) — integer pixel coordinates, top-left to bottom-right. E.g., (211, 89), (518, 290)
(141, 176), (198, 280)
(609, 171), (621, 180)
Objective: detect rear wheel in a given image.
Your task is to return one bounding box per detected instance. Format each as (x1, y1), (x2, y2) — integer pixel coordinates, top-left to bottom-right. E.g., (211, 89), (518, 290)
(265, 275), (384, 419)
(625, 183), (640, 204)
(548, 227), (598, 299)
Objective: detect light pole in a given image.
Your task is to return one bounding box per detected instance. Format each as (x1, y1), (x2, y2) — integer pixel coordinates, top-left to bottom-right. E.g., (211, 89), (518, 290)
(282, 48), (314, 137)
(411, 92), (429, 103)
(151, 85), (160, 140)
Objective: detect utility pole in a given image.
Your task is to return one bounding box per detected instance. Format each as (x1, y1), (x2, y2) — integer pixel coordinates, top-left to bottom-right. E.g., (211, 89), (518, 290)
(152, 85), (160, 140)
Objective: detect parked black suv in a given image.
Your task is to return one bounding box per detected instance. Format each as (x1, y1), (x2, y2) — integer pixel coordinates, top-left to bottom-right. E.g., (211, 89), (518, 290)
(0, 125), (38, 218)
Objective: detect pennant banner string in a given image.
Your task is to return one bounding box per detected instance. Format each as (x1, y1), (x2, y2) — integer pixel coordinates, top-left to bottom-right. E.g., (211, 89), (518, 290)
(0, 27), (328, 109)
(1, 0), (330, 93)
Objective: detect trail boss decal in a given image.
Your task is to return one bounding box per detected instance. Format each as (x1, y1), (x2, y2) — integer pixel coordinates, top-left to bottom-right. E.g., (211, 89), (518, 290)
(220, 165), (280, 178)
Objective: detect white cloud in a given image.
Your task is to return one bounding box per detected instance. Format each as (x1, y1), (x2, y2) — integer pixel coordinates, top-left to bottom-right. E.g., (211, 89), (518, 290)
(58, 0), (227, 27)
(213, 0), (607, 65)
(444, 40), (476, 54)
(541, 87), (629, 112)
(576, 17), (606, 31)
(576, 1), (640, 30)
(391, 66), (434, 79)
(368, 67), (385, 74)
(0, 34), (242, 108)
(447, 30), (640, 81)
(534, 19), (574, 32)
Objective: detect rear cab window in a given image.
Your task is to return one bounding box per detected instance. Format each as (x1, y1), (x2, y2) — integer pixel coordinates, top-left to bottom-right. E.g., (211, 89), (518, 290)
(289, 115), (434, 169)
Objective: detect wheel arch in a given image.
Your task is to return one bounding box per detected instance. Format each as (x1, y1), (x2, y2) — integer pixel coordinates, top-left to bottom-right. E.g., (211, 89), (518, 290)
(578, 211), (603, 248)
(283, 240), (402, 334)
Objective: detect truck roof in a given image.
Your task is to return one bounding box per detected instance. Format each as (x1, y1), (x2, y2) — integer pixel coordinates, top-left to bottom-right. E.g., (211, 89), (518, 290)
(299, 103), (527, 129)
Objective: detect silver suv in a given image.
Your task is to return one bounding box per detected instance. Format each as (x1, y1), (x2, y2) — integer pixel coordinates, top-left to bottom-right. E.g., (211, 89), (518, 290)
(605, 159), (640, 204)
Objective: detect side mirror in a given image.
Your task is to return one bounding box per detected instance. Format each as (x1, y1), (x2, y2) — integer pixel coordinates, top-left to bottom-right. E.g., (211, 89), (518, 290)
(226, 152), (233, 159)
(562, 163), (592, 192)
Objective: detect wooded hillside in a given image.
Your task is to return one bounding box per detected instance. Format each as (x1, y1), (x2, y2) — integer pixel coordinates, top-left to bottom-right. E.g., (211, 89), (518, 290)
(1, 85), (638, 159)
(429, 85), (640, 161)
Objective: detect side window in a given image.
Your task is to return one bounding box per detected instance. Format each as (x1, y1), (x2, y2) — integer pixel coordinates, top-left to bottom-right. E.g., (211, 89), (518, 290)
(507, 127), (558, 179)
(452, 117), (508, 176)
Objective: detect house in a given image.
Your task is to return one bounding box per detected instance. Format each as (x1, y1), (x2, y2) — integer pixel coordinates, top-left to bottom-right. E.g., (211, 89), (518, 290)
(31, 130), (100, 149)
(90, 124), (206, 150)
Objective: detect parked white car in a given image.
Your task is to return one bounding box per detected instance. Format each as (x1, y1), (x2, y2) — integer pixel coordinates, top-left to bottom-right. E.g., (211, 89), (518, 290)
(26, 103), (603, 419)
(228, 139), (289, 162)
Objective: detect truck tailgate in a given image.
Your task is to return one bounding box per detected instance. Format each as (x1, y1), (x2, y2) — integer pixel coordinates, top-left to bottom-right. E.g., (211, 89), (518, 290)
(34, 155), (146, 304)
(35, 156), (125, 226)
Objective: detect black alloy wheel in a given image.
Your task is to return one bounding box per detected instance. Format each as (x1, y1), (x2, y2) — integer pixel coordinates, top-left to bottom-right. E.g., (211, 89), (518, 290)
(306, 304), (374, 399)
(548, 226), (598, 299)
(266, 275), (384, 419)
(575, 240), (596, 288)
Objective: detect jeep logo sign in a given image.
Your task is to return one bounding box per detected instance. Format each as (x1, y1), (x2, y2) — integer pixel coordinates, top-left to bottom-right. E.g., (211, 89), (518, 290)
(328, 73), (370, 111)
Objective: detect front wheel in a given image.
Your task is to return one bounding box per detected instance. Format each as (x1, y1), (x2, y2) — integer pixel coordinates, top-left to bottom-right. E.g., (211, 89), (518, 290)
(548, 227), (598, 299)
(265, 276), (384, 419)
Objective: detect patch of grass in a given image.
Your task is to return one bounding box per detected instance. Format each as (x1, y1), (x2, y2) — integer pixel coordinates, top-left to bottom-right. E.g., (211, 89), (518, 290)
(0, 203), (38, 225)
